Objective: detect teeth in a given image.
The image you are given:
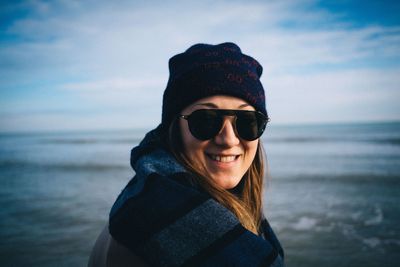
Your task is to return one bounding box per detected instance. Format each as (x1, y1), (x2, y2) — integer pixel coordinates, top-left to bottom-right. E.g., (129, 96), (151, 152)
(210, 155), (237, 162)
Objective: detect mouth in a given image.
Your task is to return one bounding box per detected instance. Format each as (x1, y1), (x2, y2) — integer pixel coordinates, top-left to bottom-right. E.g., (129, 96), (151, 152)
(207, 154), (240, 163)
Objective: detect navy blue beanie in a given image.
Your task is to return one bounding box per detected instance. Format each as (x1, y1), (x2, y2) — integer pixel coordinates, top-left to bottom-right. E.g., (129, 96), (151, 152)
(161, 42), (267, 128)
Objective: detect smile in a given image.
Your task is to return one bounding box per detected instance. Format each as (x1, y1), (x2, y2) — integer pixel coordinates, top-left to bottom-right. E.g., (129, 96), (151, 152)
(207, 154), (239, 163)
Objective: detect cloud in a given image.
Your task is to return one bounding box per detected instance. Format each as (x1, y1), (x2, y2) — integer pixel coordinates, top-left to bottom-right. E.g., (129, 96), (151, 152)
(3, 1), (399, 74)
(244, 26), (400, 75)
(1, 0), (399, 131)
(266, 68), (400, 122)
(61, 77), (166, 111)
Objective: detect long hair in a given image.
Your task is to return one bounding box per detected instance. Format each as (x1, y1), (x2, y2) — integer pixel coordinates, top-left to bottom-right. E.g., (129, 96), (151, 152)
(166, 117), (265, 234)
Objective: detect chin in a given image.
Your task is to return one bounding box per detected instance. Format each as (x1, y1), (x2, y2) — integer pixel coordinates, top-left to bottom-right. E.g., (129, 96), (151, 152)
(214, 176), (242, 190)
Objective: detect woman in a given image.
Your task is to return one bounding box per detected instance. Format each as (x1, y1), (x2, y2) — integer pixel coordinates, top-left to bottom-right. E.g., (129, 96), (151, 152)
(89, 42), (284, 266)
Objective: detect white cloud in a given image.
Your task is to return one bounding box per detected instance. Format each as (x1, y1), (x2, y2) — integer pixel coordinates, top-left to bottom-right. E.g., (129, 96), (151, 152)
(243, 26), (400, 75)
(1, 0), (399, 131)
(60, 77), (166, 112)
(266, 68), (400, 123)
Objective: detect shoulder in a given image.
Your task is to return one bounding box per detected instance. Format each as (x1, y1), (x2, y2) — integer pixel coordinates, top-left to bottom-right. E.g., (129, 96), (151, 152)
(88, 224), (149, 267)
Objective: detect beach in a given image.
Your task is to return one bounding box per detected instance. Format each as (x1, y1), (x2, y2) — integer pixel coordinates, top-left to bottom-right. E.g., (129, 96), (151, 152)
(0, 122), (399, 266)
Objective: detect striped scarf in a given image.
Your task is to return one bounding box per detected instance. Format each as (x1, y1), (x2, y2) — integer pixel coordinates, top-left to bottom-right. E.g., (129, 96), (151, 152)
(109, 127), (284, 267)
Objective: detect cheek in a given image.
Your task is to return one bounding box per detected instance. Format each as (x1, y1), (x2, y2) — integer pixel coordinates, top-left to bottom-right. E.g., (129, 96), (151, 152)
(179, 120), (205, 160)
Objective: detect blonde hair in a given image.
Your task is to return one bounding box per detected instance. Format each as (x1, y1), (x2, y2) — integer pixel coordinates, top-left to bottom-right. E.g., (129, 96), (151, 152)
(167, 118), (265, 234)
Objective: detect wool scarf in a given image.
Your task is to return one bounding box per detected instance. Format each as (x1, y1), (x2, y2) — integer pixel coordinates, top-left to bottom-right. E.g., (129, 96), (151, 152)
(109, 126), (284, 267)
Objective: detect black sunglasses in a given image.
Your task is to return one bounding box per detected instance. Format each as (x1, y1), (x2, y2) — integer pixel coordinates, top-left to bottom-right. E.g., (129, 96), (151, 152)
(179, 109), (269, 141)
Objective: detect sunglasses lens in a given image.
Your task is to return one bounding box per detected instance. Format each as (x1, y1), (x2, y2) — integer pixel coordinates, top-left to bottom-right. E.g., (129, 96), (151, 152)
(184, 109), (268, 141)
(188, 110), (222, 140)
(236, 111), (267, 141)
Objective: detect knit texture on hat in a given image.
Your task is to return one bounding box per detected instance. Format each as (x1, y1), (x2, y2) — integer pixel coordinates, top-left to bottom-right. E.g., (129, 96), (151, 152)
(161, 42), (267, 127)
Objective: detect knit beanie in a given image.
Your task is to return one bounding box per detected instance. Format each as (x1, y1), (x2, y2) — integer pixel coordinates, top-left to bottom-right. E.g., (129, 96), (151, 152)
(161, 42), (267, 128)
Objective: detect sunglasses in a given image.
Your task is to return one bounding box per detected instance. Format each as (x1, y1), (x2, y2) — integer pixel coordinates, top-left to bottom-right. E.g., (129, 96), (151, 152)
(179, 109), (269, 141)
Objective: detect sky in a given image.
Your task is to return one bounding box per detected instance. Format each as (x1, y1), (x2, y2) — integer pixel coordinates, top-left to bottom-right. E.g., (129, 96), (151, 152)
(1, 0), (399, 132)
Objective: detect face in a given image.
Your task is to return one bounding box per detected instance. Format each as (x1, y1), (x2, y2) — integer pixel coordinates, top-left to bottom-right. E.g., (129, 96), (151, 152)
(179, 95), (259, 189)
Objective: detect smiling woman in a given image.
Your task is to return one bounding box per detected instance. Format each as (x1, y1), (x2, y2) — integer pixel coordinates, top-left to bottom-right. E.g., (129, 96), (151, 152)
(179, 96), (260, 190)
(89, 42), (284, 266)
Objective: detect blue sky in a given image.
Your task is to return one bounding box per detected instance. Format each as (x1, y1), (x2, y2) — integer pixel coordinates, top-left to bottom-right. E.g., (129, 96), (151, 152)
(1, 0), (399, 132)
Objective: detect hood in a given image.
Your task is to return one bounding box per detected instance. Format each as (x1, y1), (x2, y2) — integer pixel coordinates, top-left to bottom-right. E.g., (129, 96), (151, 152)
(130, 124), (185, 179)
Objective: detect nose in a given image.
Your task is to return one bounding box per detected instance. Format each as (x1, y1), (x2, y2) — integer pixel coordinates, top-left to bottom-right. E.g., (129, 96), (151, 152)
(213, 117), (240, 147)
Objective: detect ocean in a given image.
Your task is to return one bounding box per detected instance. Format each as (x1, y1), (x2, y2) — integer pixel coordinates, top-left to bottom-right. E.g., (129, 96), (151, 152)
(0, 122), (399, 266)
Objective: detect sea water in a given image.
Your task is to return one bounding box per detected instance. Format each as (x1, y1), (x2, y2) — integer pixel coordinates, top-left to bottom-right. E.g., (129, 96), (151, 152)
(263, 122), (400, 267)
(0, 122), (399, 266)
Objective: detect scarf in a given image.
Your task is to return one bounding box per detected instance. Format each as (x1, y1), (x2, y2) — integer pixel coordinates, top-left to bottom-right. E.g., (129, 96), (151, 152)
(109, 126), (284, 267)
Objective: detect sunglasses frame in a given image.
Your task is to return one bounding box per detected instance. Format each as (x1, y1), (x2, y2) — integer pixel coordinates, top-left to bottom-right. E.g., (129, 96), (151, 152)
(179, 109), (269, 141)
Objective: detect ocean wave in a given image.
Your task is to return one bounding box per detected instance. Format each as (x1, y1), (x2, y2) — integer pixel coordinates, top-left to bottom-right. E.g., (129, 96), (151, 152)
(39, 138), (142, 145)
(364, 205), (384, 226)
(0, 160), (128, 172)
(291, 216), (318, 231)
(6, 133), (400, 146)
(362, 237), (381, 248)
(263, 136), (400, 145)
(338, 221), (386, 250)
